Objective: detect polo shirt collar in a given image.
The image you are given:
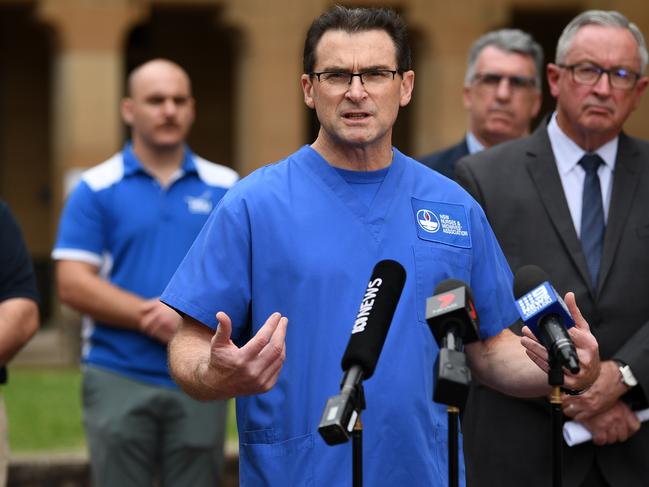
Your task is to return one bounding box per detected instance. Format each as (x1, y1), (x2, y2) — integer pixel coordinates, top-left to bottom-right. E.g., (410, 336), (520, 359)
(122, 142), (197, 178)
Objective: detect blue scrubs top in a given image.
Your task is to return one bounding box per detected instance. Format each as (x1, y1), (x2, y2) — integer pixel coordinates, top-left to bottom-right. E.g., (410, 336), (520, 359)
(162, 146), (518, 485)
(53, 143), (238, 387)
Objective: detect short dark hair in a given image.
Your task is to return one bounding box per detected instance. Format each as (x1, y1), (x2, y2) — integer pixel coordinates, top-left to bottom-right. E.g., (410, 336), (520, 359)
(303, 5), (411, 74)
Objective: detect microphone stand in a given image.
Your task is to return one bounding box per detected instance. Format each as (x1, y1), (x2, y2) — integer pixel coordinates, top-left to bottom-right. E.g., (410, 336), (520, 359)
(433, 331), (469, 487)
(352, 384), (366, 487)
(318, 369), (366, 486)
(548, 355), (564, 487)
(447, 405), (460, 487)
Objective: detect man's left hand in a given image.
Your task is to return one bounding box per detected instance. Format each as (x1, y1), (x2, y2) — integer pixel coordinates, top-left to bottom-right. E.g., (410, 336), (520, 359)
(563, 360), (628, 420)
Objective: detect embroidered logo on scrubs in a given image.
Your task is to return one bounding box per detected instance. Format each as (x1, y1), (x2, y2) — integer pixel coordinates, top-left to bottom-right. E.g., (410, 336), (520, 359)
(185, 191), (213, 214)
(416, 209), (440, 233)
(411, 198), (472, 248)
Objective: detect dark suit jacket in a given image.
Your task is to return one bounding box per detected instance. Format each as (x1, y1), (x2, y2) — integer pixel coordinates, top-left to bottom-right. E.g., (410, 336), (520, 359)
(455, 125), (649, 487)
(418, 139), (469, 179)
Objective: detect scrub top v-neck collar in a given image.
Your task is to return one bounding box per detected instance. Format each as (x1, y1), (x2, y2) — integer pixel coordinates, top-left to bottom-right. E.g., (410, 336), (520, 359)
(300, 145), (405, 244)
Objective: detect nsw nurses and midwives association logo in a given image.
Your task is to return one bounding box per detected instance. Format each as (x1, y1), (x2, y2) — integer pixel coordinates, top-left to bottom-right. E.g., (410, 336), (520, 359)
(417, 209), (440, 233)
(411, 197), (472, 248)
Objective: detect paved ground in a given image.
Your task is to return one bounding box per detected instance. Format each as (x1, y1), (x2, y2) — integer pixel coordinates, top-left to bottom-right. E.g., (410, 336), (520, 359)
(8, 450), (240, 487)
(13, 328), (73, 367)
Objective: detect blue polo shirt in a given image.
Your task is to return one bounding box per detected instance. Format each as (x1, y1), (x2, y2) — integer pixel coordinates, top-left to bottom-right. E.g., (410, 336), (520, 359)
(162, 146), (518, 485)
(53, 143), (238, 387)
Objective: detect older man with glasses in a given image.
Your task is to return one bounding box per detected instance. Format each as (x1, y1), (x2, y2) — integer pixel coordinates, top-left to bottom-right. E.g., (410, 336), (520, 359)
(419, 28), (543, 179)
(456, 10), (649, 487)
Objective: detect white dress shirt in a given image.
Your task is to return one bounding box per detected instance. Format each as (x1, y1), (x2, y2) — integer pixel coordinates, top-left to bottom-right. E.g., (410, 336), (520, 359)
(547, 112), (616, 237)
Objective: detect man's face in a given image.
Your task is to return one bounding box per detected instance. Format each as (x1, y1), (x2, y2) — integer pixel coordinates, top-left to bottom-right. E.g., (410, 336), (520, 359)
(301, 29), (414, 152)
(121, 61), (195, 151)
(463, 46), (541, 147)
(547, 25), (648, 150)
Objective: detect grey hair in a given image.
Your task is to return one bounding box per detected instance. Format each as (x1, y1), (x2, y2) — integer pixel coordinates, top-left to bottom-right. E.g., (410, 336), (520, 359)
(464, 29), (544, 89)
(556, 10), (648, 73)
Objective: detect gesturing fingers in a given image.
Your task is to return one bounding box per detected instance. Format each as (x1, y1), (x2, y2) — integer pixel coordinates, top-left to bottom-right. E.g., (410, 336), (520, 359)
(251, 315), (288, 386)
(564, 292), (590, 332)
(203, 311), (288, 397)
(241, 312), (283, 356)
(521, 325), (549, 372)
(213, 311), (234, 347)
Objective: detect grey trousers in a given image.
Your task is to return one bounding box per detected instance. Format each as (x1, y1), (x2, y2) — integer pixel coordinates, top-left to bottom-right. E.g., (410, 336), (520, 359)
(82, 365), (228, 487)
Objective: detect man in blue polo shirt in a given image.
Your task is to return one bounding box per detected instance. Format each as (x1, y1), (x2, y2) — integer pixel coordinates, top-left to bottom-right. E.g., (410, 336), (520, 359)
(162, 7), (599, 486)
(52, 59), (237, 487)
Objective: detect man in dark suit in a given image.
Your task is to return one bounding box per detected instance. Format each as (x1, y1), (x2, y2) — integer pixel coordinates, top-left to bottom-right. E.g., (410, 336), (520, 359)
(420, 29), (542, 178)
(456, 10), (649, 487)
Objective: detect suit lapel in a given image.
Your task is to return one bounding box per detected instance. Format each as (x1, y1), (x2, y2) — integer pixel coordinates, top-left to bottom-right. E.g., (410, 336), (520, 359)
(598, 134), (642, 293)
(524, 128), (594, 292)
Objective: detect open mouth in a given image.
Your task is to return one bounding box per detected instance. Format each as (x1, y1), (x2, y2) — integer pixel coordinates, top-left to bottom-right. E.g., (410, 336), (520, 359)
(343, 112), (371, 120)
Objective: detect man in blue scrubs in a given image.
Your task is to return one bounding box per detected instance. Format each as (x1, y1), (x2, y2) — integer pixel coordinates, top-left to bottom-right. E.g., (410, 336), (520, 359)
(162, 7), (599, 486)
(53, 59), (237, 487)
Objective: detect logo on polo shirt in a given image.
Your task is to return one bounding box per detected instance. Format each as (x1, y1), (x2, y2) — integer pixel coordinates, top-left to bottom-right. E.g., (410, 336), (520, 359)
(185, 191), (213, 214)
(417, 209), (440, 233)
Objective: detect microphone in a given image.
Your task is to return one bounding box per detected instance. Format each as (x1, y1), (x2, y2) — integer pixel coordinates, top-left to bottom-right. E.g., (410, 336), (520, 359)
(426, 279), (480, 407)
(318, 259), (406, 445)
(426, 279), (480, 347)
(513, 265), (580, 374)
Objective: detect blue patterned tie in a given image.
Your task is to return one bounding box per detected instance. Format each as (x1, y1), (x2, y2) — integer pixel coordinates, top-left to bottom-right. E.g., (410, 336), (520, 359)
(579, 154), (605, 286)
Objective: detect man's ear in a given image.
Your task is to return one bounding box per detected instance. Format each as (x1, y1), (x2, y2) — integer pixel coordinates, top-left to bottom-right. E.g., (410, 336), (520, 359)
(121, 98), (134, 125)
(399, 70), (415, 107)
(546, 64), (561, 99)
(301, 74), (316, 109)
(462, 85), (473, 111)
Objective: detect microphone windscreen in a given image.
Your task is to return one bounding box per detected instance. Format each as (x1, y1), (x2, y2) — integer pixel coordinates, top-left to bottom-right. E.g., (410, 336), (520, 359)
(513, 265), (550, 299)
(340, 259), (406, 379)
(512, 265), (579, 372)
(434, 279), (476, 303)
(427, 279), (480, 344)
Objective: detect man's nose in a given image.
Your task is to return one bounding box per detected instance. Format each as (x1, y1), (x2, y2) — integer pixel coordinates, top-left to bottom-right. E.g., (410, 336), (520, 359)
(345, 75), (368, 101)
(495, 77), (513, 100)
(162, 99), (177, 115)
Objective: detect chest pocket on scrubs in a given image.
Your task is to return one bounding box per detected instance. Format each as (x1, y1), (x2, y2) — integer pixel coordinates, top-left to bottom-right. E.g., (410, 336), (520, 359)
(413, 243), (472, 325)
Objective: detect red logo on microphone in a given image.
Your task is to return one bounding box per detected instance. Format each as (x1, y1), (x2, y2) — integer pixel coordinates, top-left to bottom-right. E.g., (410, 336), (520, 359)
(437, 293), (456, 308)
(468, 300), (478, 320)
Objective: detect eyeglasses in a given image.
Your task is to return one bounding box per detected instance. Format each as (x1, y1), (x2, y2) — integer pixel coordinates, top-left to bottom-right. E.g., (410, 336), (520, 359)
(472, 73), (537, 90)
(310, 70), (400, 89)
(558, 63), (641, 90)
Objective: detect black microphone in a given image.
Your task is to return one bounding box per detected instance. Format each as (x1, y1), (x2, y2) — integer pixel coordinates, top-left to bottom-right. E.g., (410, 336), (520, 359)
(513, 265), (580, 374)
(426, 279), (480, 407)
(318, 259), (406, 445)
(426, 279), (480, 348)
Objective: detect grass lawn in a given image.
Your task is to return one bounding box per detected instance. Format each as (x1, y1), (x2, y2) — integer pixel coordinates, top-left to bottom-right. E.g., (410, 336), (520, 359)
(3, 367), (238, 453)
(4, 367), (85, 452)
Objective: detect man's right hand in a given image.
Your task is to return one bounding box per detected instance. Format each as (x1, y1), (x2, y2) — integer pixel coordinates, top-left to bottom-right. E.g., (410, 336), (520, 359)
(197, 311), (288, 398)
(578, 400), (641, 445)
